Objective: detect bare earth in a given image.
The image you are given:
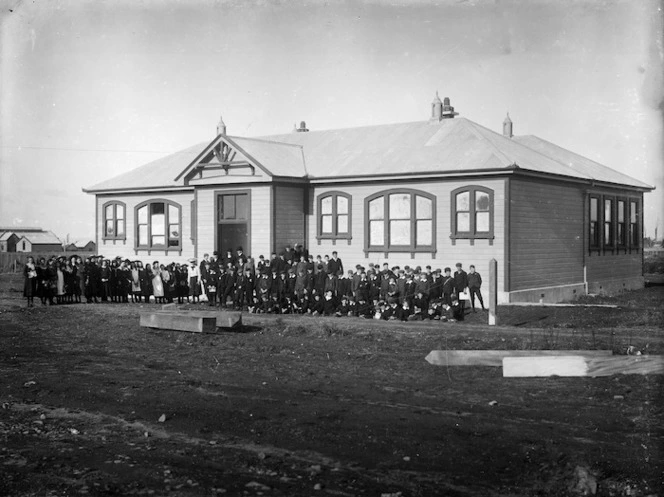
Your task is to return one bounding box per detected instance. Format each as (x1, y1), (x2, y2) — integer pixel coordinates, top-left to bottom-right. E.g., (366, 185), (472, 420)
(1, 273), (662, 496)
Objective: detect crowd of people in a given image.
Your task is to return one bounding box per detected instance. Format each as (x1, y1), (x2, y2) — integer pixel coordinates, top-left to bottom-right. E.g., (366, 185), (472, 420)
(22, 246), (486, 322)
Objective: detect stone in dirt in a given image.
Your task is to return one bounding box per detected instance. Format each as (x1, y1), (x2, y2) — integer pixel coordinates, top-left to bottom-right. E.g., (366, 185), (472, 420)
(158, 414), (166, 423)
(569, 465), (597, 495)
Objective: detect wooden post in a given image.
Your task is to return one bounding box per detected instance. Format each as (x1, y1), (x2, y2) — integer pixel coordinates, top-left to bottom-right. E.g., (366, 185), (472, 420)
(488, 258), (497, 326)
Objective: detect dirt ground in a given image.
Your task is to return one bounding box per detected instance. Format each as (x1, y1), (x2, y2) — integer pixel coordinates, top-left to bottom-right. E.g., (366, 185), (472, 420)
(1, 273), (662, 496)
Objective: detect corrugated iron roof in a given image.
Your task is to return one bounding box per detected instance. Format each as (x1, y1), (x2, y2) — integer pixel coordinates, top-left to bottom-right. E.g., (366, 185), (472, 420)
(85, 117), (653, 192)
(512, 135), (654, 189)
(227, 136), (306, 177)
(85, 141), (208, 192)
(19, 231), (62, 245)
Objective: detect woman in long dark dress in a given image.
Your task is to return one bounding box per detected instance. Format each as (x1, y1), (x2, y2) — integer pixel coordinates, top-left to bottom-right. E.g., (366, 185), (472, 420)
(36, 257), (49, 305)
(23, 256), (37, 307)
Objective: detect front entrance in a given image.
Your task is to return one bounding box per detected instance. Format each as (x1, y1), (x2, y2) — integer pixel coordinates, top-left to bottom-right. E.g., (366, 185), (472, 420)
(217, 192), (250, 256)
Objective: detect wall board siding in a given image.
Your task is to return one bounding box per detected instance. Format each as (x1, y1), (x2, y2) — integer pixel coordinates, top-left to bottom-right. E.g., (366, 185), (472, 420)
(96, 192), (194, 264)
(274, 185), (306, 253)
(508, 178), (584, 291)
(195, 185), (272, 260)
(306, 179), (506, 293)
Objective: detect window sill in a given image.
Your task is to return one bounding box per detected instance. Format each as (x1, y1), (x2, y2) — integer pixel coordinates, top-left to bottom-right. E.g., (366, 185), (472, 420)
(450, 234), (494, 246)
(316, 234), (352, 246)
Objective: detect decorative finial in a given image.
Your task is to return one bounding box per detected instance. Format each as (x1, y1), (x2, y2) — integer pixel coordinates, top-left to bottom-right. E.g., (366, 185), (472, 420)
(217, 115), (227, 136)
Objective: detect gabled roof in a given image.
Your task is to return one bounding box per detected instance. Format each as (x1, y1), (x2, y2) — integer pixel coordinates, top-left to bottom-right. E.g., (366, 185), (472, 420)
(0, 231), (19, 241)
(84, 117), (654, 193)
(17, 231), (61, 245)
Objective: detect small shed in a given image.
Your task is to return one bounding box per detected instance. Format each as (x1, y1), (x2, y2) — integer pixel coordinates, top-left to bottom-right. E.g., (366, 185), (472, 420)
(15, 231), (62, 253)
(0, 232), (19, 252)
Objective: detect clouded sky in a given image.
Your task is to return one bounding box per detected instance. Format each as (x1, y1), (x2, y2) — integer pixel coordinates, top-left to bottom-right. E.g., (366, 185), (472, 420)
(1, 0), (662, 242)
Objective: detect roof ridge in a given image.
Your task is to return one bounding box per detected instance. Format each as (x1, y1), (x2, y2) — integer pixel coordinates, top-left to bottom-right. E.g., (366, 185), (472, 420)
(259, 119), (428, 139)
(458, 119), (515, 167)
(232, 135), (304, 148)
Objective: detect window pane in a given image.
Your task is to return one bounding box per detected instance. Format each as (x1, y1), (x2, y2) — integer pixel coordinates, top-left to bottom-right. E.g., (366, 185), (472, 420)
(168, 204), (179, 223)
(416, 196), (432, 219)
(456, 191), (469, 212)
(337, 214), (348, 234)
(152, 235), (165, 246)
(105, 220), (114, 236)
(168, 223), (180, 247)
(630, 202), (637, 223)
(151, 212), (165, 236)
(235, 194), (248, 220)
(389, 220), (410, 245)
(389, 193), (410, 219)
(321, 215), (332, 233)
(116, 220), (125, 237)
(138, 225), (148, 245)
(223, 195), (235, 219)
(617, 201), (625, 222)
(369, 197), (384, 220)
(116, 204), (124, 220)
(476, 191), (490, 211)
(337, 196), (348, 214)
(138, 206), (148, 224)
(476, 212), (490, 233)
(604, 224), (612, 245)
(369, 220), (384, 246)
(590, 198), (598, 221)
(105, 205), (113, 220)
(416, 220), (432, 246)
(590, 223), (598, 245)
(150, 203), (165, 215)
(457, 212), (470, 232)
(321, 196), (333, 215)
(617, 224), (625, 245)
(604, 199), (612, 221)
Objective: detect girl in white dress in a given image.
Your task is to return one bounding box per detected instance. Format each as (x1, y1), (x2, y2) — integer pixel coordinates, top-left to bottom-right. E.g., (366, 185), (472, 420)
(151, 261), (164, 303)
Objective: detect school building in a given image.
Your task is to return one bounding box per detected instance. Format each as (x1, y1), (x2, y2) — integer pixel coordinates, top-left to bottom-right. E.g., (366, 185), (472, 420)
(84, 94), (654, 303)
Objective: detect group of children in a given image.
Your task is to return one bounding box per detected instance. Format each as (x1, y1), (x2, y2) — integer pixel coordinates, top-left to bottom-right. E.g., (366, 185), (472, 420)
(196, 247), (485, 322)
(22, 254), (192, 306)
(22, 247), (486, 322)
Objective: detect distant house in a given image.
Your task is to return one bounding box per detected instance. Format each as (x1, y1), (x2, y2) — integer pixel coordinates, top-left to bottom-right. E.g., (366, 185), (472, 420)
(15, 231), (62, 253)
(84, 95), (655, 303)
(65, 241), (97, 252)
(0, 232), (19, 252)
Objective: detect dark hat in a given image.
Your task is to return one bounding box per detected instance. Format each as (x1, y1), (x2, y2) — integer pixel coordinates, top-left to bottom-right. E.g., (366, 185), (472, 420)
(237, 246), (243, 251)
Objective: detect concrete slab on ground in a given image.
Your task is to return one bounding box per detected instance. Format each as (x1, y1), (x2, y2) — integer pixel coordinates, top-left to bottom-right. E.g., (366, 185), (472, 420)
(425, 350), (612, 367)
(503, 355), (664, 377)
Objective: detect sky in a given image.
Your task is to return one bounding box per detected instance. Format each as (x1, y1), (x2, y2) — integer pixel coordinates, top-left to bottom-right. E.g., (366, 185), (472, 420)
(1, 0), (662, 244)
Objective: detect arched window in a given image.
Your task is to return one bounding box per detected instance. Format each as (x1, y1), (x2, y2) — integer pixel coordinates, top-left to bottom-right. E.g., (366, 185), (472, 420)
(364, 189), (436, 255)
(317, 191), (352, 244)
(102, 201), (126, 241)
(450, 186), (494, 245)
(135, 199), (181, 252)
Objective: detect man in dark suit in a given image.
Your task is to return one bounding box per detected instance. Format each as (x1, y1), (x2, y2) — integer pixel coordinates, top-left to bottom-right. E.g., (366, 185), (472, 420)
(454, 262), (469, 315)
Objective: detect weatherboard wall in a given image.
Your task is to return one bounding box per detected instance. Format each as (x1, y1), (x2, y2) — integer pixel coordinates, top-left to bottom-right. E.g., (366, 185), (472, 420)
(273, 184), (306, 253)
(507, 177), (585, 295)
(306, 178), (508, 301)
(96, 192), (195, 263)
